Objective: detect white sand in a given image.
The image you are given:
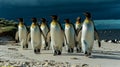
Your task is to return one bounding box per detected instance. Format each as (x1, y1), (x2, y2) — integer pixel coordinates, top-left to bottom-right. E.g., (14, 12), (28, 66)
(0, 37), (120, 67)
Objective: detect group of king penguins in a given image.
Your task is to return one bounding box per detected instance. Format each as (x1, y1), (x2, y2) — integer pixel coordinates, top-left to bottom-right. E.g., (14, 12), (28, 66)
(15, 12), (101, 57)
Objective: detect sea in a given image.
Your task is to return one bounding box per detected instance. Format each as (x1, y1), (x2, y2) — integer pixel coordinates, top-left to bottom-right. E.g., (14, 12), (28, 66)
(1, 17), (120, 41)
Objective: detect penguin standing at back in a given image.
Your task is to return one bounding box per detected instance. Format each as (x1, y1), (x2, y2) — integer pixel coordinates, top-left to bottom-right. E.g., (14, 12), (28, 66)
(80, 12), (101, 57)
(40, 18), (49, 50)
(75, 17), (82, 35)
(30, 18), (46, 54)
(64, 19), (76, 53)
(50, 15), (65, 55)
(15, 18), (28, 49)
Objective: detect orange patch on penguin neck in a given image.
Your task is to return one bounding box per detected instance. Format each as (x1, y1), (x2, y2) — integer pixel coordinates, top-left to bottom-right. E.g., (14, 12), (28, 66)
(31, 23), (37, 28)
(76, 21), (81, 25)
(84, 18), (91, 24)
(19, 22), (24, 27)
(51, 21), (57, 25)
(41, 23), (46, 27)
(66, 23), (70, 27)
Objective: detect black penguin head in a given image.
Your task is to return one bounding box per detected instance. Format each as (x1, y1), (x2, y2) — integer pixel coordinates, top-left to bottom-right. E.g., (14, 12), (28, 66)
(51, 15), (58, 20)
(76, 17), (81, 21)
(18, 18), (23, 22)
(83, 12), (91, 18)
(64, 19), (70, 24)
(18, 18), (24, 25)
(32, 17), (37, 23)
(41, 18), (46, 23)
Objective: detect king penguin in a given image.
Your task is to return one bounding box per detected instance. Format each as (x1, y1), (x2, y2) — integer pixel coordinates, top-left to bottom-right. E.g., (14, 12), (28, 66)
(81, 12), (101, 57)
(30, 18), (45, 54)
(50, 15), (65, 55)
(64, 19), (76, 53)
(40, 18), (49, 50)
(75, 17), (82, 35)
(15, 18), (28, 49)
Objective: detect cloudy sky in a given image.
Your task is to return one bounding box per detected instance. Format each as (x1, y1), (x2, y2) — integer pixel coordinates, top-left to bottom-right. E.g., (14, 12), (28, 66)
(0, 0), (120, 21)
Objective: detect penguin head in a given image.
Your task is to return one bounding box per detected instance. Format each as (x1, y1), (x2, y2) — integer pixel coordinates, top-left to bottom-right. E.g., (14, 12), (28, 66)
(41, 18), (46, 22)
(41, 18), (46, 24)
(76, 17), (81, 24)
(51, 15), (58, 21)
(64, 19), (70, 24)
(83, 12), (92, 23)
(83, 12), (91, 19)
(18, 18), (24, 26)
(64, 19), (71, 27)
(41, 18), (46, 27)
(76, 17), (81, 21)
(51, 15), (58, 25)
(31, 17), (37, 27)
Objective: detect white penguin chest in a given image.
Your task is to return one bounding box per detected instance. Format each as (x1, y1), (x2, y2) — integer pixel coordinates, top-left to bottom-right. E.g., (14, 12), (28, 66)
(76, 24), (81, 30)
(18, 26), (27, 40)
(82, 22), (94, 41)
(40, 25), (48, 36)
(31, 26), (41, 42)
(65, 26), (75, 42)
(50, 24), (63, 43)
(65, 26), (74, 36)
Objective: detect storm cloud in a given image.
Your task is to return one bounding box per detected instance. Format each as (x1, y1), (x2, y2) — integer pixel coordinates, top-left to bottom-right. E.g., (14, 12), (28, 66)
(0, 0), (119, 6)
(0, 0), (120, 20)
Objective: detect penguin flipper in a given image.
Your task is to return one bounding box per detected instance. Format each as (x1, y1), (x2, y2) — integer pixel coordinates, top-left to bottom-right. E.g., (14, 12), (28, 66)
(94, 30), (101, 47)
(27, 33), (31, 42)
(77, 30), (82, 44)
(15, 31), (19, 43)
(62, 30), (68, 46)
(40, 29), (47, 42)
(46, 31), (51, 43)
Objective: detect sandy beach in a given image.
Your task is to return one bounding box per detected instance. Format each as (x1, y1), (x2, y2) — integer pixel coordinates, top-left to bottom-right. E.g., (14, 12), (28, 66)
(0, 36), (120, 67)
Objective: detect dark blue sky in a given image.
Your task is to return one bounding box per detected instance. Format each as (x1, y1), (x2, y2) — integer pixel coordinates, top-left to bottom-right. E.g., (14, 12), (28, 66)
(0, 0), (120, 23)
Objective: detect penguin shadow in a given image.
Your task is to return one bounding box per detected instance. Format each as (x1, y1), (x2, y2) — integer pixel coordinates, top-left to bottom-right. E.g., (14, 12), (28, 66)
(91, 50), (120, 60)
(40, 52), (53, 54)
(61, 52), (84, 56)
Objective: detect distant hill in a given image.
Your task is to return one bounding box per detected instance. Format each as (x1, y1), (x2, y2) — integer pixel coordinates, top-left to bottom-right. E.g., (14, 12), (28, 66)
(0, 18), (17, 39)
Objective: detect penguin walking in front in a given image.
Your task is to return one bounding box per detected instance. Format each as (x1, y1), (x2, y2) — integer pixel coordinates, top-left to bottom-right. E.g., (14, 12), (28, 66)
(80, 12), (101, 57)
(30, 18), (46, 54)
(15, 18), (28, 49)
(40, 18), (50, 50)
(64, 19), (76, 53)
(50, 15), (65, 56)
(75, 17), (82, 35)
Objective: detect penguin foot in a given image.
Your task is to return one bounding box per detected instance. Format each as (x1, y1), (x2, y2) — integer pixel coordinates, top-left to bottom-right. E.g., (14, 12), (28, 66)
(44, 47), (47, 50)
(46, 47), (50, 50)
(71, 48), (74, 53)
(84, 51), (91, 57)
(58, 50), (61, 55)
(85, 51), (88, 56)
(23, 46), (25, 49)
(88, 53), (91, 56)
(54, 50), (57, 56)
(68, 48), (70, 53)
(63, 43), (65, 47)
(34, 49), (37, 54)
(76, 48), (80, 53)
(15, 40), (19, 43)
(76, 47), (81, 53)
(37, 49), (40, 53)
(26, 44), (28, 48)
(68, 48), (74, 53)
